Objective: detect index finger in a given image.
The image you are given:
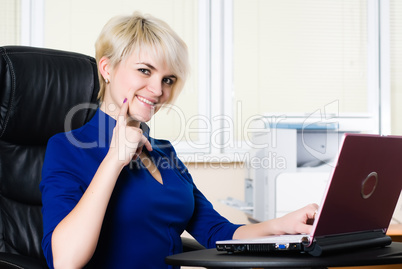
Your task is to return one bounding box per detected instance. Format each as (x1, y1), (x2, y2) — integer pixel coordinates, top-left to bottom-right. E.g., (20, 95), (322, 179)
(118, 89), (136, 124)
(305, 204), (319, 225)
(143, 138), (153, 152)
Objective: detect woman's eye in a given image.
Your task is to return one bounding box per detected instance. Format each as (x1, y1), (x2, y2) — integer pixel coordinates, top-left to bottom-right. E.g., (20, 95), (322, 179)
(138, 69), (150, 75)
(163, 78), (174, 85)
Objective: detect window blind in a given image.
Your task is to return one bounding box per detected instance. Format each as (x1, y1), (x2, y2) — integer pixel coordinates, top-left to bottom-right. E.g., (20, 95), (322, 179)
(390, 0), (402, 134)
(233, 0), (369, 121)
(0, 0), (21, 45)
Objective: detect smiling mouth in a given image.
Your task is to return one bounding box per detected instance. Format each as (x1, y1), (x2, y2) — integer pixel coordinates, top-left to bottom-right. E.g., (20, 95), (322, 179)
(137, 96), (155, 106)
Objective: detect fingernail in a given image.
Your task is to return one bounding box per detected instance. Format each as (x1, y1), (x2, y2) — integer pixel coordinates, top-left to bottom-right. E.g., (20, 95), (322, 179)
(123, 98), (127, 104)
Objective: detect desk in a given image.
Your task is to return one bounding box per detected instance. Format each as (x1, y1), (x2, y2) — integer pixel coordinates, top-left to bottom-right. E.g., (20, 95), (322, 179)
(388, 224), (402, 243)
(166, 242), (402, 269)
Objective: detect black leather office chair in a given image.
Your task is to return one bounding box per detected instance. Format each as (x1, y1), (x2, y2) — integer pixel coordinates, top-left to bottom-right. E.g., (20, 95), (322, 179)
(0, 46), (204, 269)
(0, 46), (100, 268)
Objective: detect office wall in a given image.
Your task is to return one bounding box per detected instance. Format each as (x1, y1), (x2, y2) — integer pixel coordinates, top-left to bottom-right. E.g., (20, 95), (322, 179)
(185, 162), (251, 224)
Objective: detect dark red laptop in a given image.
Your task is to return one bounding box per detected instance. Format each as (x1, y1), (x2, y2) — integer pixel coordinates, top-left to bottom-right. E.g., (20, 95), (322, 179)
(217, 133), (402, 256)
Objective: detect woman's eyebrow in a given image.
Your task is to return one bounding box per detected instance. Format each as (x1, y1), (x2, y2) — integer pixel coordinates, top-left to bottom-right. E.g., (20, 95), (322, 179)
(166, 74), (177, 80)
(137, 62), (157, 70)
(137, 61), (177, 79)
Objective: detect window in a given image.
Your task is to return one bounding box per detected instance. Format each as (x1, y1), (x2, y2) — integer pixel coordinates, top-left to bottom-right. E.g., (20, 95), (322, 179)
(0, 0), (21, 45)
(6, 0), (399, 160)
(390, 0), (402, 134)
(233, 1), (370, 115)
(226, 0), (380, 155)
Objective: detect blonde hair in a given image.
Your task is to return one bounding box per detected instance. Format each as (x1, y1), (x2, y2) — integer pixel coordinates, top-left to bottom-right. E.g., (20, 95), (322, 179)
(95, 11), (190, 103)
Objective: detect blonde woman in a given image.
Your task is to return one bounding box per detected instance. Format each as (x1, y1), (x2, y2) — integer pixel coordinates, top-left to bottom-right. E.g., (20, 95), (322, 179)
(40, 12), (318, 268)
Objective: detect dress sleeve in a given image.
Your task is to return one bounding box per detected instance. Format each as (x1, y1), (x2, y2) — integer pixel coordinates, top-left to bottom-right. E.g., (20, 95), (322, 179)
(39, 134), (89, 268)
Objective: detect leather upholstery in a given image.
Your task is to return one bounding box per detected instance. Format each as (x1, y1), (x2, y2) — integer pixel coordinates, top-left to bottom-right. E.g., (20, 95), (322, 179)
(0, 46), (99, 267)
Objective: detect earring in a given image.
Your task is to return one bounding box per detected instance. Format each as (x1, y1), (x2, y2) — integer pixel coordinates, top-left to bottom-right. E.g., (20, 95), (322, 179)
(105, 78), (109, 84)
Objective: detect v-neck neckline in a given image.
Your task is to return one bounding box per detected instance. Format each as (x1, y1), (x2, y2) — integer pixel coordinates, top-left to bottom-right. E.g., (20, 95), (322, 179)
(139, 150), (164, 185)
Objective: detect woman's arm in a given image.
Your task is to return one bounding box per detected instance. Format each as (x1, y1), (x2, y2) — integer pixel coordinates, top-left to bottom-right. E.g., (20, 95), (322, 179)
(233, 203), (318, 239)
(51, 92), (151, 269)
(51, 154), (122, 268)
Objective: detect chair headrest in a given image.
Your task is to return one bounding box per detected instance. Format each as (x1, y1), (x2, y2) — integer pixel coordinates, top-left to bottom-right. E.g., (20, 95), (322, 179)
(0, 46), (100, 145)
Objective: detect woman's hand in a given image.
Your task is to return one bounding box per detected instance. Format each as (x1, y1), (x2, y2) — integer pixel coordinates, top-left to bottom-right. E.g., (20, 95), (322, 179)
(272, 203), (319, 235)
(233, 203), (319, 239)
(109, 89), (153, 168)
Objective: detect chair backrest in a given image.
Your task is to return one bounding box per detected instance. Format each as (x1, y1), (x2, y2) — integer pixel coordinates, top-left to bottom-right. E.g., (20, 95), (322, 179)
(0, 46), (99, 261)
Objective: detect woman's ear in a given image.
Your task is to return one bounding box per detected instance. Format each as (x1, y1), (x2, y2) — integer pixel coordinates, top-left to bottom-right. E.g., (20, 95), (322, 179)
(99, 56), (111, 82)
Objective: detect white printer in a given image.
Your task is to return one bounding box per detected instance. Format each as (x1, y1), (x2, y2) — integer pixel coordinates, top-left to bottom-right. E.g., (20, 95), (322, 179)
(247, 127), (343, 222)
(240, 114), (357, 222)
(219, 111), (377, 222)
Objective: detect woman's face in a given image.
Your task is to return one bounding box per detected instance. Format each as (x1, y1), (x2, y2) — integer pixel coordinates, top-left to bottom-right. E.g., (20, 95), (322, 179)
(101, 51), (176, 126)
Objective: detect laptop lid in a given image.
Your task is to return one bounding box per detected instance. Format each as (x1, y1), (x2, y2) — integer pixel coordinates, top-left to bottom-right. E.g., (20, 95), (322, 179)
(311, 133), (402, 240)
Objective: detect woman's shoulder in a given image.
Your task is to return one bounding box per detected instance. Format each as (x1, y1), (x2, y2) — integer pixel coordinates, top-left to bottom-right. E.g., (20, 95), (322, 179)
(140, 123), (174, 153)
(149, 136), (193, 179)
(44, 122), (101, 173)
(42, 122), (102, 186)
(47, 120), (98, 150)
(149, 137), (176, 156)
(48, 108), (107, 148)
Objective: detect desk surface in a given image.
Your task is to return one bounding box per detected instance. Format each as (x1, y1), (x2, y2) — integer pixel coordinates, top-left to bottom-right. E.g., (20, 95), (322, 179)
(166, 242), (402, 268)
(388, 224), (402, 237)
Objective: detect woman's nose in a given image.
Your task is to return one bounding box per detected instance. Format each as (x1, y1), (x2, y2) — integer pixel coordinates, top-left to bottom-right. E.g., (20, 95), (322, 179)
(147, 79), (163, 96)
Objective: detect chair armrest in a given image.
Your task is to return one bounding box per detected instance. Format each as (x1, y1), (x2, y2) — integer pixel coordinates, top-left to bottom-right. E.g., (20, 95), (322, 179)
(181, 237), (205, 252)
(0, 252), (48, 269)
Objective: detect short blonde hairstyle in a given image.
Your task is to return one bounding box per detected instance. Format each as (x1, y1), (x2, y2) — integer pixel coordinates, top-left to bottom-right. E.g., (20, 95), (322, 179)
(95, 11), (190, 103)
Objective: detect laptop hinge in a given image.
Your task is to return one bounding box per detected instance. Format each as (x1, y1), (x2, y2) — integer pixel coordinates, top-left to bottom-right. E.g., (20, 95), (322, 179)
(304, 230), (391, 256)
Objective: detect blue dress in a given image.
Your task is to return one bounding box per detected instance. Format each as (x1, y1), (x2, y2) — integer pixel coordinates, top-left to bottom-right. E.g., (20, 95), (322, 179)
(40, 109), (240, 268)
